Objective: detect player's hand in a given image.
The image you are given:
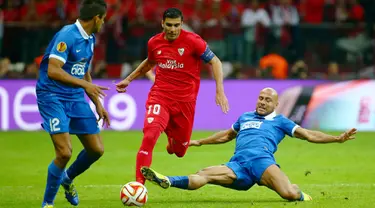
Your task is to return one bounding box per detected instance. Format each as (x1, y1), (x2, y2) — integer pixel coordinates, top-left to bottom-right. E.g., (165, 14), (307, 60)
(84, 83), (109, 99)
(216, 91), (229, 114)
(337, 128), (357, 143)
(115, 79), (131, 93)
(96, 105), (111, 128)
(189, 140), (201, 147)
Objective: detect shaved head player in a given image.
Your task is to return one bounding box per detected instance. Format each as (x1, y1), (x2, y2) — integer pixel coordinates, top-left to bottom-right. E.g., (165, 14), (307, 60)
(141, 88), (356, 202)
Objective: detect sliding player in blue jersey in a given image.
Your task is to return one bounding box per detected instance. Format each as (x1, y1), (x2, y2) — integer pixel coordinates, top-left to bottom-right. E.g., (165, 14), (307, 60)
(141, 87), (357, 202)
(36, 0), (109, 207)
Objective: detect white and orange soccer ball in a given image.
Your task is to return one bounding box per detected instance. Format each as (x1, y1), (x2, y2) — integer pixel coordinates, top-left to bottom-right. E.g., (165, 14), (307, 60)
(120, 182), (148, 207)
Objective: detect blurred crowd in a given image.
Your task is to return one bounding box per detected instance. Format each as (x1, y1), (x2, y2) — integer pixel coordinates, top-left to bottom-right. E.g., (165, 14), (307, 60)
(0, 0), (374, 80)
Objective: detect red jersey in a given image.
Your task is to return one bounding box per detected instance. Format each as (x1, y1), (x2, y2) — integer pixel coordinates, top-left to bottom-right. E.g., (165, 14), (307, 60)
(147, 30), (208, 102)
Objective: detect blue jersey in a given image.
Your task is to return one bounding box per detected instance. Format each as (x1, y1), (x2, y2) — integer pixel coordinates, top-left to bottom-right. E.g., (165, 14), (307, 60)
(232, 111), (299, 156)
(36, 20), (95, 101)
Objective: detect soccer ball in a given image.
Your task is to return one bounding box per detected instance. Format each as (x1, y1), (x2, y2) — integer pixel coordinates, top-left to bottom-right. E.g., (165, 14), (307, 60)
(120, 181), (148, 207)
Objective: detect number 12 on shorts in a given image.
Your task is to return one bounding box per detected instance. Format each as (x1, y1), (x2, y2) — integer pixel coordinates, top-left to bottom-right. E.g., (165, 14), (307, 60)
(147, 104), (161, 115)
(49, 118), (61, 132)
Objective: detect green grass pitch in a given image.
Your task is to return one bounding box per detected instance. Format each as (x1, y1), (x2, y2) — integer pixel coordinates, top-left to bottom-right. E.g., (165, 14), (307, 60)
(0, 131), (374, 207)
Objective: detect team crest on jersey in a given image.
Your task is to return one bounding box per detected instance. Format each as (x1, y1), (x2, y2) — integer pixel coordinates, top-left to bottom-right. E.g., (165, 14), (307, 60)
(178, 48), (184, 56)
(56, 42), (67, 53)
(147, 117), (154, 123)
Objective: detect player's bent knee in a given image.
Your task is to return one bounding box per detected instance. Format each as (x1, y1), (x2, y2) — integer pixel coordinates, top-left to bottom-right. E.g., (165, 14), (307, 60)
(88, 145), (104, 158)
(56, 149), (72, 163)
(174, 148), (187, 158)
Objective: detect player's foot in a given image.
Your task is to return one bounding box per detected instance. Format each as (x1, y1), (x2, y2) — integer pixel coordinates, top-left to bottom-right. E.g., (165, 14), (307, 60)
(61, 179), (79, 206)
(166, 143), (174, 154)
(301, 192), (313, 201)
(41, 202), (54, 208)
(141, 166), (171, 189)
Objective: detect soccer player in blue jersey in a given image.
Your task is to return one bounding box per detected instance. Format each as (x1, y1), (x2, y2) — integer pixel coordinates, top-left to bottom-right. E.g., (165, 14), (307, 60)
(140, 87), (357, 202)
(36, 0), (109, 207)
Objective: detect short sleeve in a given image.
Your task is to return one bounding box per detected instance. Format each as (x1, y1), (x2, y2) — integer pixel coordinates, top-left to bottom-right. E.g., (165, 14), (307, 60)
(147, 38), (155, 62)
(193, 34), (207, 56)
(48, 32), (75, 64)
(231, 117), (241, 133)
(192, 35), (215, 63)
(280, 116), (300, 137)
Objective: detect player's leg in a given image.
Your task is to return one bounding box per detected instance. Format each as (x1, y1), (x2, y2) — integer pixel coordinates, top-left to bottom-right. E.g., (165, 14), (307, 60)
(64, 134), (103, 183)
(136, 101), (170, 184)
(42, 133), (72, 207)
(38, 99), (71, 207)
(141, 165), (237, 190)
(165, 124), (192, 157)
(60, 101), (102, 206)
(259, 164), (312, 201)
(165, 101), (195, 157)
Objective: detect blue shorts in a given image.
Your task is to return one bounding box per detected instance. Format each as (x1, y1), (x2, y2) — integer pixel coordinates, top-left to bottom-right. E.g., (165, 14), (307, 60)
(37, 99), (99, 135)
(224, 154), (277, 191)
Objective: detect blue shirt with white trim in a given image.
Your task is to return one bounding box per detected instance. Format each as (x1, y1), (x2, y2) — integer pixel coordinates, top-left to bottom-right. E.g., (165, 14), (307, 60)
(232, 111), (299, 156)
(36, 20), (95, 101)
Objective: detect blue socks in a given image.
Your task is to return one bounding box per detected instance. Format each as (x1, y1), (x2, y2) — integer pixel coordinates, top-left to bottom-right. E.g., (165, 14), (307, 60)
(168, 176), (189, 189)
(65, 149), (101, 182)
(43, 161), (64, 204)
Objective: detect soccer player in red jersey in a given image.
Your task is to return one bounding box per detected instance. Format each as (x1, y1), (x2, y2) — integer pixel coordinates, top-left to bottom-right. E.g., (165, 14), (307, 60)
(116, 8), (229, 184)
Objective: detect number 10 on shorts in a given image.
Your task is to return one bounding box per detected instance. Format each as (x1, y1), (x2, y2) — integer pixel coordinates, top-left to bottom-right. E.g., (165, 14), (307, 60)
(148, 104), (161, 115)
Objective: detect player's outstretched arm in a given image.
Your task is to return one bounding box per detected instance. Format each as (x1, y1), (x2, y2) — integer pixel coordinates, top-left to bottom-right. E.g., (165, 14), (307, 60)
(294, 127), (357, 143)
(208, 56), (229, 113)
(48, 58), (109, 99)
(116, 58), (156, 93)
(190, 129), (237, 146)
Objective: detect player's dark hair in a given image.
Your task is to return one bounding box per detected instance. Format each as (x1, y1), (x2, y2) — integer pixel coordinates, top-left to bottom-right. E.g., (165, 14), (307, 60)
(163, 8), (184, 21)
(79, 0), (107, 21)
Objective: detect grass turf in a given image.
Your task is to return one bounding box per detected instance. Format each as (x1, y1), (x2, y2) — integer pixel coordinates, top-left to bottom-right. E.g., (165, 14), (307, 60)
(0, 131), (374, 207)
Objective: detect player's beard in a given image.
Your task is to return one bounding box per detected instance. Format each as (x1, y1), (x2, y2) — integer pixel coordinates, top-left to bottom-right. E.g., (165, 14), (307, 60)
(92, 25), (100, 34)
(92, 21), (103, 34)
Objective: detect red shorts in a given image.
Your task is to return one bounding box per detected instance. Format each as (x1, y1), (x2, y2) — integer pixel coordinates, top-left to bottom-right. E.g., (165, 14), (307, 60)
(143, 97), (196, 153)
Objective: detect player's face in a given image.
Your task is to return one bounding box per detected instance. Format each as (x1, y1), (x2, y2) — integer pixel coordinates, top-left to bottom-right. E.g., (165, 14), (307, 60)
(162, 17), (183, 41)
(256, 91), (278, 116)
(93, 13), (106, 33)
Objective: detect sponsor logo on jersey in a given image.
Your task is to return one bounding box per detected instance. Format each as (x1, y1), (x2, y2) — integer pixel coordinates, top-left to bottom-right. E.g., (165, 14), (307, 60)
(71, 61), (86, 76)
(241, 121), (263, 130)
(158, 59), (184, 70)
(56, 42), (67, 53)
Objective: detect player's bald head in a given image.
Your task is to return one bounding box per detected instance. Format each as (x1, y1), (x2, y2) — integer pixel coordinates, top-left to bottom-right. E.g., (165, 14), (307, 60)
(260, 87), (278, 102)
(256, 87), (279, 116)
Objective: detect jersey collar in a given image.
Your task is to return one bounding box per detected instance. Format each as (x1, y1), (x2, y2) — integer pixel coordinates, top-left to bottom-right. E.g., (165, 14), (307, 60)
(75, 19), (92, 40)
(254, 111), (277, 120)
(264, 111), (277, 120)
